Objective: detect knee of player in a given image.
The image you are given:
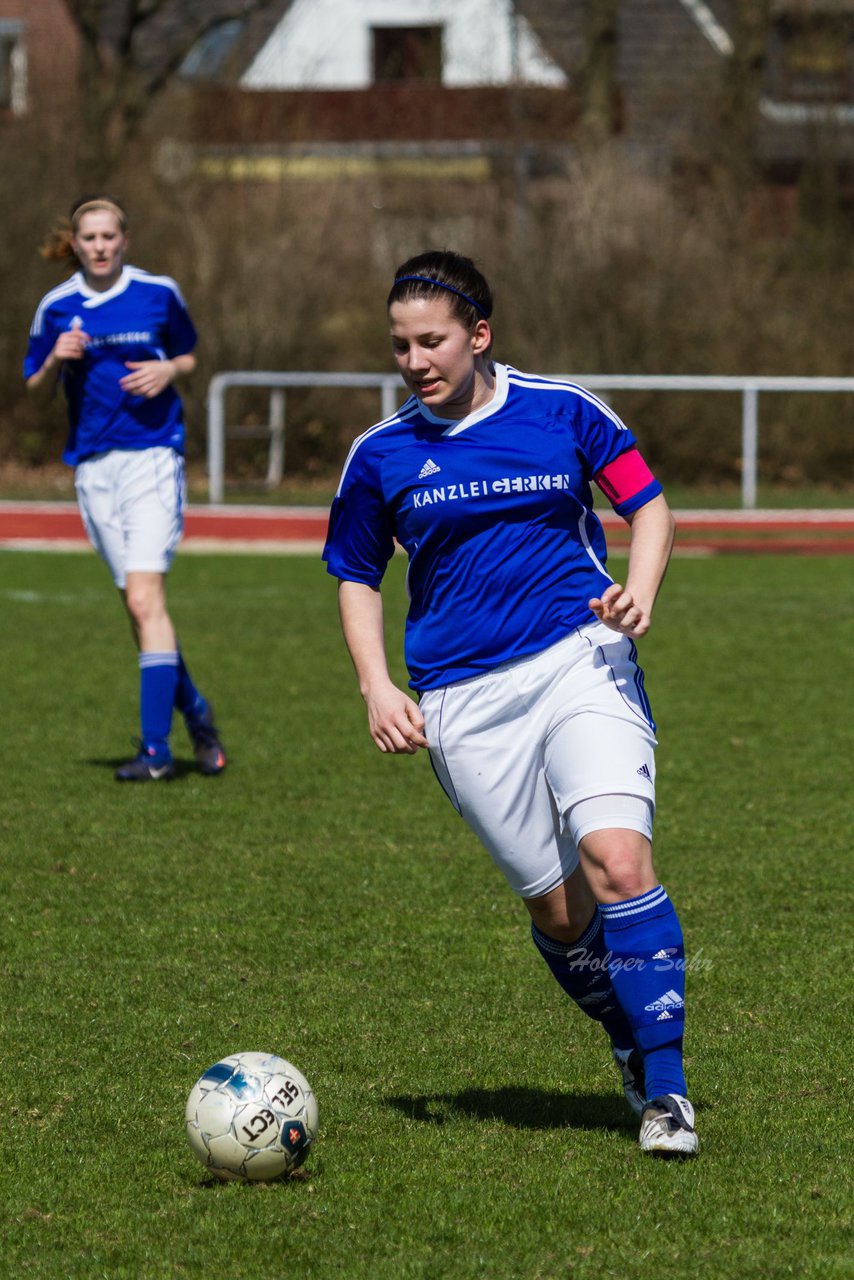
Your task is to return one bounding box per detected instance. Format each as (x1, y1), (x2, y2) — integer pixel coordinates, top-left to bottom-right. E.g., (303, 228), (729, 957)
(124, 580), (166, 626)
(579, 834), (654, 901)
(527, 900), (591, 944)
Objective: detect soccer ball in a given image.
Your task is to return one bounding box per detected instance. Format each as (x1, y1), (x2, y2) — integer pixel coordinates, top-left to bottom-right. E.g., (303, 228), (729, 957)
(185, 1051), (318, 1182)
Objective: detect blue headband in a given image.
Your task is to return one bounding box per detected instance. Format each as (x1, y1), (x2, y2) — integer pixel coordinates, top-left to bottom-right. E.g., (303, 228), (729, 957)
(393, 275), (489, 319)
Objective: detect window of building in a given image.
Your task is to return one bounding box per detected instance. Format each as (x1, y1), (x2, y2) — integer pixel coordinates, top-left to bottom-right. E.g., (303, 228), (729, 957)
(771, 13), (853, 103)
(0, 20), (26, 114)
(180, 18), (246, 81)
(372, 26), (443, 84)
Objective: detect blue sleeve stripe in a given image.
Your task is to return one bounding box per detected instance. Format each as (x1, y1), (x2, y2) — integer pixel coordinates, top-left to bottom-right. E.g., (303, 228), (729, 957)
(612, 479), (663, 517)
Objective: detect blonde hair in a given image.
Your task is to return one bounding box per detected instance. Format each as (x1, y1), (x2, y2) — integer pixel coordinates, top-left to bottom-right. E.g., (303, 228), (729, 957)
(40, 195), (129, 263)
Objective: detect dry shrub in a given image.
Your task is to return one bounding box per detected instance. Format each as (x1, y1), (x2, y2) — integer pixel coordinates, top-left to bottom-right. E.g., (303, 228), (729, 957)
(490, 145), (854, 485)
(2, 129), (852, 489)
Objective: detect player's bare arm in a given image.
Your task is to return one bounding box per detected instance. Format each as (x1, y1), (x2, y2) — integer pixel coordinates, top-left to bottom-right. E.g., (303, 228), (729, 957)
(589, 493), (676, 638)
(119, 352), (196, 400)
(338, 579), (428, 755)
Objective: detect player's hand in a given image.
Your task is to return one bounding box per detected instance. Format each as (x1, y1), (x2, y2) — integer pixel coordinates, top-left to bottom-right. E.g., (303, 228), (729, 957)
(364, 682), (429, 754)
(120, 359), (175, 399)
(53, 322), (90, 362)
(589, 583), (651, 638)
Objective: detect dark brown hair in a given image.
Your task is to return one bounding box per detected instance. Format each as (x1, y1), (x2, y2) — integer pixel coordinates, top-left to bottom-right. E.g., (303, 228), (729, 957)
(388, 251), (494, 330)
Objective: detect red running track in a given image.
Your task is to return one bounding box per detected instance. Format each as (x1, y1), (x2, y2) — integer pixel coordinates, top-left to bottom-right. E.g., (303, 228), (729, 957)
(0, 501), (852, 554)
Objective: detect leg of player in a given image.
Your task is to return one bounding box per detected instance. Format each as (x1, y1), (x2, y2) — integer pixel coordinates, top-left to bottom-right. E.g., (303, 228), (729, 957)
(173, 648), (227, 776)
(578, 827), (698, 1156)
(116, 577), (226, 779)
(525, 868), (647, 1118)
(115, 571), (179, 781)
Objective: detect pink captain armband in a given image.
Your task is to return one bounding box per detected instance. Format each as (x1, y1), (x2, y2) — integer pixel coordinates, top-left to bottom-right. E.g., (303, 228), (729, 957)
(594, 447), (656, 508)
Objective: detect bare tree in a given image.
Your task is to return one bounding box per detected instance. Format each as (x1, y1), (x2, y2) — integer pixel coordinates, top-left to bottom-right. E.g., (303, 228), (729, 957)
(717, 0), (772, 179)
(62, 0), (281, 185)
(580, 0), (620, 140)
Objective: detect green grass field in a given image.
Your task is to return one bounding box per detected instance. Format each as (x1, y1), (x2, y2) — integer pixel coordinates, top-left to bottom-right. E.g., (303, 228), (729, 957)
(0, 549), (850, 1279)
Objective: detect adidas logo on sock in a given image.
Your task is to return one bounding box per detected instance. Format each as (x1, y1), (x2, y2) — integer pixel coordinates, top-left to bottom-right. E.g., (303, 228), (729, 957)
(652, 948), (677, 960)
(644, 988), (684, 1013)
(657, 1010), (673, 1021)
(576, 990), (609, 1007)
(418, 459), (441, 479)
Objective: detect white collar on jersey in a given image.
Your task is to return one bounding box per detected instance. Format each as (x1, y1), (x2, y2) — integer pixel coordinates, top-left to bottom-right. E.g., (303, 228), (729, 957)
(416, 361), (510, 436)
(75, 266), (134, 307)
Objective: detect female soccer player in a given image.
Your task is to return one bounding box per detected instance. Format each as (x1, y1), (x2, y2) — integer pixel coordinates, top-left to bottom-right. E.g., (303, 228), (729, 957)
(24, 195), (226, 782)
(323, 250), (697, 1156)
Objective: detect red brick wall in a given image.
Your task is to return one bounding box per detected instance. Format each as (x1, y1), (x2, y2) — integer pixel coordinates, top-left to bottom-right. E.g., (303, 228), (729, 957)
(192, 84), (578, 146)
(0, 0), (79, 122)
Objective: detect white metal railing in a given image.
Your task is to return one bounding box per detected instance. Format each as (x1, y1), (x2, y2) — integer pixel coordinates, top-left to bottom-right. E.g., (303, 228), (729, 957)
(206, 371), (854, 507)
(206, 372), (401, 504)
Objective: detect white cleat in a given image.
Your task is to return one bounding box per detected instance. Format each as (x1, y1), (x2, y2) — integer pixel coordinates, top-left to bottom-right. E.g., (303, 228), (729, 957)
(612, 1046), (646, 1117)
(639, 1094), (699, 1157)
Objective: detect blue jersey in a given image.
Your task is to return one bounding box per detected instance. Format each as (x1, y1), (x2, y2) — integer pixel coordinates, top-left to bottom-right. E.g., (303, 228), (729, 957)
(323, 363), (661, 691)
(24, 266), (197, 465)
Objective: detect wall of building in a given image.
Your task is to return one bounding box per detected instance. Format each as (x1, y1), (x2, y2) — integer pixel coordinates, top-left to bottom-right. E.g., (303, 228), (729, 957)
(241, 0), (568, 89)
(0, 0), (79, 130)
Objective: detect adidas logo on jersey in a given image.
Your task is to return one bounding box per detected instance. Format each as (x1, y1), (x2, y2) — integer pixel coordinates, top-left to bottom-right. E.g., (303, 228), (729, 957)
(418, 459), (441, 479)
(644, 989), (684, 1013)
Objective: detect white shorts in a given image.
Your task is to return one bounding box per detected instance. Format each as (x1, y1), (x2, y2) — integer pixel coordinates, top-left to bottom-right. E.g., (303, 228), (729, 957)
(420, 624), (657, 899)
(74, 448), (185, 589)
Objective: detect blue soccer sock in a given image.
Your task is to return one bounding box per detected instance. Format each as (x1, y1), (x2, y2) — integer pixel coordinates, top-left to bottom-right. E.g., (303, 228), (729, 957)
(531, 910), (636, 1052)
(599, 886), (688, 1100)
(139, 651), (179, 760)
(173, 650), (206, 722)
